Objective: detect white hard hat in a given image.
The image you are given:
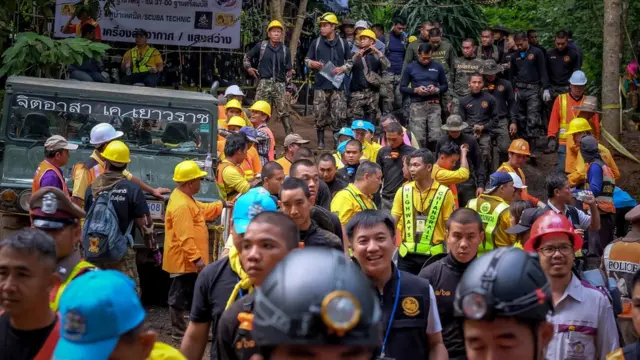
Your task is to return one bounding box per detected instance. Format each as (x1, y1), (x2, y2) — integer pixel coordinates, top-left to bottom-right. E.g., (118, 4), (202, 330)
(224, 85), (245, 98)
(508, 172), (528, 189)
(90, 123), (124, 146)
(355, 20), (370, 30)
(569, 70), (587, 86)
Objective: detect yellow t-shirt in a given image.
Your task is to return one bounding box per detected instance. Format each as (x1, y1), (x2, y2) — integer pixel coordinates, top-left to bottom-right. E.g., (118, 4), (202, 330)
(362, 140), (381, 162)
(474, 194), (516, 248)
(148, 342), (187, 360)
(431, 164), (469, 185)
(276, 156), (292, 176)
(122, 45), (163, 71)
(391, 181), (455, 245)
(72, 151), (133, 200)
(568, 144), (620, 186)
(330, 184), (377, 225)
(218, 160), (250, 201)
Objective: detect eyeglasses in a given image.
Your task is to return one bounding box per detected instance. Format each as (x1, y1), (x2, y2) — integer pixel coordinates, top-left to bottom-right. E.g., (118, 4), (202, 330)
(538, 244), (574, 257)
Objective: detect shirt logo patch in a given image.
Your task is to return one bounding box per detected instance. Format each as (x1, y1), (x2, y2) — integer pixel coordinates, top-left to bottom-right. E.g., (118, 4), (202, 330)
(564, 55), (571, 62)
(498, 85), (505, 91)
(401, 297), (420, 317)
(88, 238), (100, 253)
(435, 289), (451, 296)
(527, 53), (535, 60)
(237, 312), (254, 330)
(63, 311), (87, 340)
(481, 101), (489, 108)
(480, 202), (491, 214)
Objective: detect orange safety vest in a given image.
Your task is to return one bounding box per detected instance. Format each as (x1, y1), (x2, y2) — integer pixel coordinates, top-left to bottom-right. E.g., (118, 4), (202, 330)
(0, 310), (60, 359)
(585, 161), (616, 214)
(71, 157), (103, 187)
(259, 125), (276, 162)
(33, 160), (69, 195)
(558, 93), (584, 142)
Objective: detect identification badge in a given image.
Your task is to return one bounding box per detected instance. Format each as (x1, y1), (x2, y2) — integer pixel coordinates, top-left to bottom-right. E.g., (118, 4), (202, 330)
(416, 215), (427, 234)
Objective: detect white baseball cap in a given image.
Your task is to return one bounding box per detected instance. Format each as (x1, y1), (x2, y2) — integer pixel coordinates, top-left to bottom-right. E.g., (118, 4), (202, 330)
(355, 20), (370, 30)
(224, 85), (245, 97)
(508, 172), (527, 189)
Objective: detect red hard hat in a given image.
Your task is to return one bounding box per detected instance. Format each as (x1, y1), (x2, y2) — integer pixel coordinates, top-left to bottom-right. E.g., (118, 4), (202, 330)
(523, 211), (584, 252)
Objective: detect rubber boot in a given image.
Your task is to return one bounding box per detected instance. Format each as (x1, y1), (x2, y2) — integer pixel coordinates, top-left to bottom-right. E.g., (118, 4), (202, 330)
(317, 129), (325, 150)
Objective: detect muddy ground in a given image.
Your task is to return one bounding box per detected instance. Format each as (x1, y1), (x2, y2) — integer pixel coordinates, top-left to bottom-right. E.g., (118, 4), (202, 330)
(144, 114), (640, 358)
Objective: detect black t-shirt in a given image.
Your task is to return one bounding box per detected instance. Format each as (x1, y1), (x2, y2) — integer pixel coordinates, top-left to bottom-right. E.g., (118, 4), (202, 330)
(0, 313), (58, 360)
(315, 180), (332, 211)
(217, 293), (258, 360)
(376, 144), (416, 198)
(84, 179), (150, 235)
(190, 257), (238, 360)
(325, 175), (349, 197)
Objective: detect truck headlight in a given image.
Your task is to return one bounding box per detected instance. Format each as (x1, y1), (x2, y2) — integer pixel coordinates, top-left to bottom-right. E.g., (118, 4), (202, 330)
(1, 189), (18, 207)
(18, 190), (31, 212)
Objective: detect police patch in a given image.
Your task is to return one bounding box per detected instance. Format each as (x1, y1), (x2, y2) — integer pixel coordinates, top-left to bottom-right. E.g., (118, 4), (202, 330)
(63, 310), (87, 340)
(42, 192), (58, 214)
(498, 85), (505, 92)
(479, 202), (491, 214)
(481, 101), (488, 109)
(88, 238), (100, 254)
(564, 55), (570, 63)
(401, 297), (420, 317)
(527, 53), (535, 60)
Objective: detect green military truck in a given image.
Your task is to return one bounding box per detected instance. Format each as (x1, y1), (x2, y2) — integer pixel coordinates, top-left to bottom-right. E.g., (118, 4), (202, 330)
(0, 76), (225, 262)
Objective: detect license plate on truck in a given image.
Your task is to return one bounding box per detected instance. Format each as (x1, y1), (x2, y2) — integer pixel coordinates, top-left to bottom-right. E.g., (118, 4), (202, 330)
(148, 201), (164, 219)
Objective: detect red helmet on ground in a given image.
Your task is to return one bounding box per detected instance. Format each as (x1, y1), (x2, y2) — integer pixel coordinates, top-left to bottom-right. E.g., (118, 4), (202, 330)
(523, 211), (584, 252)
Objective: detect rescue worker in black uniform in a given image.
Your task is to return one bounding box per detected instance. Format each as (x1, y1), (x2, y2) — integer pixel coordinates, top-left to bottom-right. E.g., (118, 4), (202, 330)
(216, 211), (300, 360)
(459, 72), (498, 178)
(544, 30), (581, 126)
(251, 247), (382, 360)
(454, 247), (555, 360)
(482, 59), (517, 166)
(348, 210), (448, 360)
(510, 31), (549, 154)
(419, 208), (485, 360)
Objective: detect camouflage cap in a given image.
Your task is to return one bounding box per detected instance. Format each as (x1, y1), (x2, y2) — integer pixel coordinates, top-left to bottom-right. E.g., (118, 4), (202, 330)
(30, 187), (85, 229)
(480, 59), (502, 75)
(441, 115), (469, 132)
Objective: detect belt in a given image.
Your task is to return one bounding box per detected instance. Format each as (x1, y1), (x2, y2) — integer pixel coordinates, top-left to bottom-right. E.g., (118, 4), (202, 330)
(411, 99), (440, 104)
(516, 82), (541, 90)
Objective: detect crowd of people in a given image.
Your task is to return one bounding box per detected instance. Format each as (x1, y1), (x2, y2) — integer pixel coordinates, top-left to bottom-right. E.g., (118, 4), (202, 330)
(4, 9), (640, 360)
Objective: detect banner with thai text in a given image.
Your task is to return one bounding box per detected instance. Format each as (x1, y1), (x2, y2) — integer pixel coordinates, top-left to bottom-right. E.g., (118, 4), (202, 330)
(54, 0), (241, 49)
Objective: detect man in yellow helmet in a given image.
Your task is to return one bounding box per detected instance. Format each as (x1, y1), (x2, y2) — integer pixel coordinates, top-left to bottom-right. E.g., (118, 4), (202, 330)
(83, 141), (154, 295)
(163, 160), (225, 340)
(121, 29), (163, 87)
(29, 187), (95, 312)
(243, 20), (293, 135)
(248, 100), (276, 164)
(564, 117), (619, 186)
(305, 12), (353, 150)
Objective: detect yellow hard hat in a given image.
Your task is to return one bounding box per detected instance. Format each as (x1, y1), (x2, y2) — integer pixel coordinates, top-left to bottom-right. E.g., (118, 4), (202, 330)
(173, 160), (208, 182)
(268, 20), (284, 31)
(227, 116), (246, 128)
(357, 29), (377, 42)
(318, 12), (339, 25)
(408, 35), (417, 43)
(101, 140), (131, 164)
(225, 99), (243, 111)
(249, 100), (272, 117)
(565, 117), (593, 135)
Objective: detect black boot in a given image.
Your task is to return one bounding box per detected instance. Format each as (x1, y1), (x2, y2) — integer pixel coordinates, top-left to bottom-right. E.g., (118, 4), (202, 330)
(317, 129), (325, 150)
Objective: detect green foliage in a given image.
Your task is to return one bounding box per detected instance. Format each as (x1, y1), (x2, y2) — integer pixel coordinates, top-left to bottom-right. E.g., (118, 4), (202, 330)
(349, 1), (395, 30)
(0, 32), (111, 78)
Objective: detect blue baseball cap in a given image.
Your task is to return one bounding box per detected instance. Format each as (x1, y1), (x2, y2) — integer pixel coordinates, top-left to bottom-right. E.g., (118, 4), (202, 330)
(338, 127), (355, 139)
(53, 270), (145, 360)
(239, 127), (258, 143)
(351, 120), (367, 130)
(233, 187), (278, 234)
(363, 121), (375, 133)
(485, 171), (514, 194)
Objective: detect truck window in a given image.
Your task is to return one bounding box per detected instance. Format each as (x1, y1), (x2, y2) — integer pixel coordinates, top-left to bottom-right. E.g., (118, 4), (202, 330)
(8, 94), (213, 153)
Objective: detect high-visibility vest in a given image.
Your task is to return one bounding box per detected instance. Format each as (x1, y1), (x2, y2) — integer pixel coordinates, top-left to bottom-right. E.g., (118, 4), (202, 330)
(400, 184), (450, 257)
(217, 160), (243, 201)
(33, 160), (69, 195)
(585, 160), (616, 214)
(344, 186), (376, 211)
(0, 310), (60, 359)
(131, 47), (156, 73)
(333, 153), (345, 169)
(497, 163), (533, 201)
(467, 197), (510, 255)
(75, 19), (97, 36)
(558, 93), (584, 141)
(72, 157), (102, 188)
(50, 260), (95, 311)
(260, 125), (276, 162)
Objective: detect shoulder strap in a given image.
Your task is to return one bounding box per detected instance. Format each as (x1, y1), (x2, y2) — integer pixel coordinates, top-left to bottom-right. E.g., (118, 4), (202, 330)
(258, 40), (268, 65)
(315, 37), (321, 58)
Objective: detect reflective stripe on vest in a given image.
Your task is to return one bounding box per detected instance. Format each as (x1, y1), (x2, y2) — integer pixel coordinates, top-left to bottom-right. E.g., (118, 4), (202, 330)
(50, 260), (94, 311)
(559, 94), (584, 141)
(33, 160), (69, 195)
(131, 47), (155, 73)
(468, 198), (510, 255)
(585, 162), (616, 213)
(400, 184), (449, 257)
(344, 186), (376, 211)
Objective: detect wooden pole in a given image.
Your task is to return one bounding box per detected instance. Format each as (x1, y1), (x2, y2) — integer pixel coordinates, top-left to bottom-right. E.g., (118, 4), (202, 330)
(288, 0), (308, 65)
(602, 0), (623, 139)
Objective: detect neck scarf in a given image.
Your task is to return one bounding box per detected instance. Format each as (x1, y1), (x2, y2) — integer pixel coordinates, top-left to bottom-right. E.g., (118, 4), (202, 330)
(225, 246), (253, 310)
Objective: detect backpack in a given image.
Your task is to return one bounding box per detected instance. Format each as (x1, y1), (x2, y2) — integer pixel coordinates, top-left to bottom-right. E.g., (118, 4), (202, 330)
(258, 40), (287, 66)
(82, 188), (134, 263)
(575, 267), (623, 316)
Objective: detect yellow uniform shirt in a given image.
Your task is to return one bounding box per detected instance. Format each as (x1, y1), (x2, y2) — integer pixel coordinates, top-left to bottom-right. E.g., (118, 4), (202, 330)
(122, 45), (163, 70)
(431, 164), (469, 185)
(568, 144), (620, 186)
(362, 140), (381, 162)
(148, 342), (187, 360)
(276, 156), (293, 175)
(218, 160), (250, 201)
(330, 184), (377, 225)
(162, 188), (222, 274)
(476, 194), (516, 248)
(391, 181), (455, 244)
(72, 151), (133, 200)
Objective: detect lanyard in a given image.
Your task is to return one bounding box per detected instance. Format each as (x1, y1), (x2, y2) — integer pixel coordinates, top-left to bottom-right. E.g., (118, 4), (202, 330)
(381, 269), (401, 357)
(237, 276), (244, 298)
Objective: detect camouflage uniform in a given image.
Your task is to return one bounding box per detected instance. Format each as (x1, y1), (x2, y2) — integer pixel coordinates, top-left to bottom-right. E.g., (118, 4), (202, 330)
(450, 57), (483, 115)
(409, 101), (442, 148)
(314, 90), (348, 131)
(100, 246), (140, 296)
(256, 79), (293, 135)
(349, 88), (379, 123)
(381, 73), (403, 114)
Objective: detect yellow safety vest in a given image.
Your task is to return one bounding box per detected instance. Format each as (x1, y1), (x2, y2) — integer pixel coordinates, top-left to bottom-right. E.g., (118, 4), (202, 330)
(467, 198), (510, 255)
(558, 94), (584, 141)
(50, 260), (95, 311)
(131, 47), (155, 73)
(344, 186), (376, 211)
(400, 184), (449, 257)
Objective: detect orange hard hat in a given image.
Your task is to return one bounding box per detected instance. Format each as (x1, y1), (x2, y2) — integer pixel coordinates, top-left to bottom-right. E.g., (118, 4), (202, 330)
(523, 211), (583, 252)
(508, 138), (531, 156)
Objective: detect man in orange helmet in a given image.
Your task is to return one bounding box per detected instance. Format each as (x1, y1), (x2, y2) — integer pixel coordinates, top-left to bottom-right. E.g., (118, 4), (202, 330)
(497, 139), (544, 208)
